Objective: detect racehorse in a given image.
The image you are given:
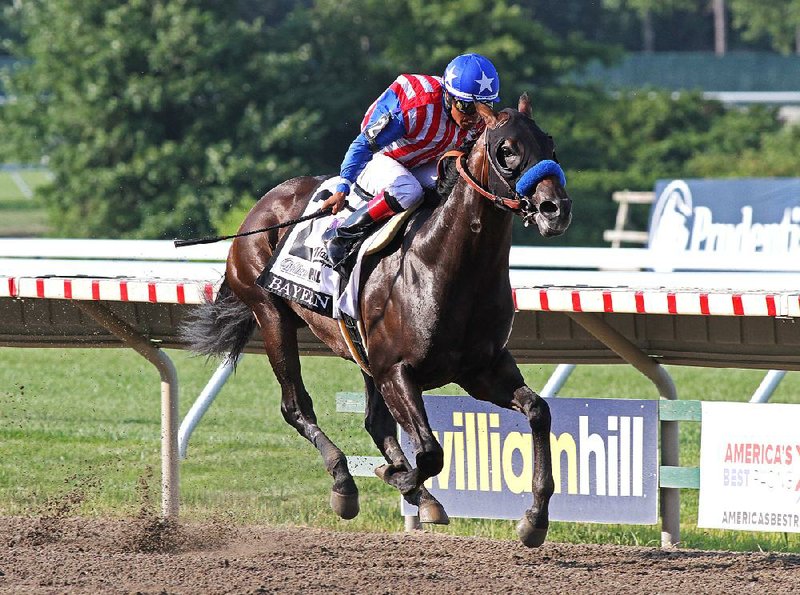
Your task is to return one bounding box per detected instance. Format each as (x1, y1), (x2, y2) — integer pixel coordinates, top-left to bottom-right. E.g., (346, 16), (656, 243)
(182, 94), (572, 547)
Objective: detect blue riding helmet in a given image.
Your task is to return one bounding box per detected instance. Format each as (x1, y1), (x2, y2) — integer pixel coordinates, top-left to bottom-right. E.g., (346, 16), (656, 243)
(443, 53), (500, 103)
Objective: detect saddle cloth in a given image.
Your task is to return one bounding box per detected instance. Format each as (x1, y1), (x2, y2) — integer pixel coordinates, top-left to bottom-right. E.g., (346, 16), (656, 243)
(260, 177), (415, 320)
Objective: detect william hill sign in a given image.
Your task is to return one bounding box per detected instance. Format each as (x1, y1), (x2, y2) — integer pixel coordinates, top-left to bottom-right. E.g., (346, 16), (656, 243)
(399, 396), (659, 525)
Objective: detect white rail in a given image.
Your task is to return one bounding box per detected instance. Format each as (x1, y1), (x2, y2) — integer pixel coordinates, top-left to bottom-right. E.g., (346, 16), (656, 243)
(0, 238), (229, 280)
(3, 238), (799, 541)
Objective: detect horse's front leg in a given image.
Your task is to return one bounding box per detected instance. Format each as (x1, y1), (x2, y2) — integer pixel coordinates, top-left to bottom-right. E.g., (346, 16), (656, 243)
(372, 363), (444, 498)
(460, 349), (554, 548)
(362, 373), (449, 524)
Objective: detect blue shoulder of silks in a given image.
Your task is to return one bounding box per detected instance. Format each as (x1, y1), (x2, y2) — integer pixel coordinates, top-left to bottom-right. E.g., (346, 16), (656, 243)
(363, 87), (407, 145)
(515, 160), (567, 196)
(340, 90), (408, 182)
(339, 115), (406, 182)
(339, 135), (374, 183)
(369, 86), (403, 124)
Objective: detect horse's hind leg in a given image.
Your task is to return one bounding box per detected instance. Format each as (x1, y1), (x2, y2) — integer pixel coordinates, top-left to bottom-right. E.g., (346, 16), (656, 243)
(362, 373), (448, 525)
(460, 349), (554, 548)
(250, 296), (359, 519)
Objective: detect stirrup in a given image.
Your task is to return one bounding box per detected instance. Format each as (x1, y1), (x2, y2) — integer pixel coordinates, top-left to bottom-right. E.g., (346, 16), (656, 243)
(323, 189), (400, 272)
(328, 242), (362, 277)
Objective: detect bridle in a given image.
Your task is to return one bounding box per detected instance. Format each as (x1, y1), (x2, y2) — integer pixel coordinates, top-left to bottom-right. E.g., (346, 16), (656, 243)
(438, 117), (565, 228)
(440, 149), (537, 228)
(443, 149), (524, 211)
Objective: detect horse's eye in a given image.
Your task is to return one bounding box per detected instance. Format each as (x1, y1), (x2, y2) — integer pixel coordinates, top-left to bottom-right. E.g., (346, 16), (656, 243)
(497, 145), (517, 172)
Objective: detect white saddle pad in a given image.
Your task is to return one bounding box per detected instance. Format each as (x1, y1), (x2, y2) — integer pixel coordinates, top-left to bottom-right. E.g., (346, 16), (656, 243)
(261, 178), (414, 320)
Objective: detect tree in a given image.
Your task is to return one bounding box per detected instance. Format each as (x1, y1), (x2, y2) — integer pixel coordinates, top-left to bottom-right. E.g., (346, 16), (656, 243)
(1, 0), (607, 238)
(712, 0), (727, 55)
(687, 117), (800, 176)
(526, 87), (787, 246)
(729, 0), (800, 55)
(372, 0), (608, 96)
(601, 0), (700, 52)
(0, 0), (326, 238)
(3, 0), (790, 246)
(0, 1), (22, 56)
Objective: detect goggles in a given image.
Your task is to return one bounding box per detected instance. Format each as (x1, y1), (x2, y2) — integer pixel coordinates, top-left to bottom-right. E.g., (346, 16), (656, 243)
(448, 94), (490, 116)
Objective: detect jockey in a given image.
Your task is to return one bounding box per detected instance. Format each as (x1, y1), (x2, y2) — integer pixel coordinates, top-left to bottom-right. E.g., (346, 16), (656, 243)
(321, 53), (500, 272)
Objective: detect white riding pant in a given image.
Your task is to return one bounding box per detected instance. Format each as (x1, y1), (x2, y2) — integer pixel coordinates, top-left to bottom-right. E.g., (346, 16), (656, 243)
(353, 153), (438, 211)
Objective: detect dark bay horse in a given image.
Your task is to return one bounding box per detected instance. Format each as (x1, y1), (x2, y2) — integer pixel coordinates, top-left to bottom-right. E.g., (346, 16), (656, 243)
(183, 95), (572, 547)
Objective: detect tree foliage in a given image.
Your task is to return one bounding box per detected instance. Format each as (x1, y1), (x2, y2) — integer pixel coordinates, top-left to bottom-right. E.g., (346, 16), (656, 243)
(0, 0), (795, 246)
(729, 0), (800, 55)
(687, 116), (800, 176)
(531, 88), (789, 245)
(0, 0), (606, 238)
(601, 0), (698, 18)
(1, 0), (322, 237)
(600, 0), (700, 52)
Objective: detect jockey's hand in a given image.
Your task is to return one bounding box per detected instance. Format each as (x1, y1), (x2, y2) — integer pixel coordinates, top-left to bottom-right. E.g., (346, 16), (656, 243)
(321, 191), (347, 215)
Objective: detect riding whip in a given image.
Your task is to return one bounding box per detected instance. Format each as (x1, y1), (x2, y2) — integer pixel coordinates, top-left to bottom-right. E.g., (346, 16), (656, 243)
(173, 207), (332, 248)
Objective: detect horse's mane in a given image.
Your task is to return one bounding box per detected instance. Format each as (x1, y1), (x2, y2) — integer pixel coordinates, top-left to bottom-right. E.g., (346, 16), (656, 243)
(435, 137), (478, 199)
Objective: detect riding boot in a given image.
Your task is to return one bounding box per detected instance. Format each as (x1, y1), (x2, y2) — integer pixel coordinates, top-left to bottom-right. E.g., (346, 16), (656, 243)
(322, 190), (399, 275)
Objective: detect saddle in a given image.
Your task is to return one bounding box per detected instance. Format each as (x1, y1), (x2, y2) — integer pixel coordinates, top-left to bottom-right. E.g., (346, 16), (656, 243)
(259, 177), (420, 375)
(337, 206), (417, 376)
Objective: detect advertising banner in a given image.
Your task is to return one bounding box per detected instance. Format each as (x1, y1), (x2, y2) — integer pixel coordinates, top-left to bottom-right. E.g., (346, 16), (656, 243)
(649, 178), (800, 255)
(698, 402), (800, 533)
(400, 396), (659, 524)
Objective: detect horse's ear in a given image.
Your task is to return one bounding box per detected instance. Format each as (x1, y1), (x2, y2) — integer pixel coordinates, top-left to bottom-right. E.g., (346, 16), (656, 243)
(518, 93), (533, 119)
(476, 101), (501, 128)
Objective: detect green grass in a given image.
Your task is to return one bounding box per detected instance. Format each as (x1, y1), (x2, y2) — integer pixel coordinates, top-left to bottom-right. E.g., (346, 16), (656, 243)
(0, 169), (52, 236)
(1, 347), (799, 552)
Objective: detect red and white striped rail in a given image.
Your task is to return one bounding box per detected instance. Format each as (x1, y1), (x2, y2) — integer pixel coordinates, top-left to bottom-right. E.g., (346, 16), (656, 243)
(1, 276), (216, 305)
(514, 287), (800, 318)
(4, 274), (800, 318)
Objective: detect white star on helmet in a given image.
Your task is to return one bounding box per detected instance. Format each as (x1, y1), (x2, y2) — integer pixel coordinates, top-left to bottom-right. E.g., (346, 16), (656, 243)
(475, 71), (495, 94)
(445, 66), (458, 88)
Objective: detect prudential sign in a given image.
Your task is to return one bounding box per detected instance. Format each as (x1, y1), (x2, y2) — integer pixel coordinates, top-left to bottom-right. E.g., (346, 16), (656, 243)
(399, 396), (659, 525)
(649, 178), (800, 254)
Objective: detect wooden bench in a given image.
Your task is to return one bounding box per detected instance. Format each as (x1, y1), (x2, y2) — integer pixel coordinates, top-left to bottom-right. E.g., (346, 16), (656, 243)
(602, 191), (654, 248)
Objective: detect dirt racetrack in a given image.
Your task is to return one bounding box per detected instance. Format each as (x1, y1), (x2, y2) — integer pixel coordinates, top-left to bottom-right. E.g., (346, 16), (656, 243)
(2, 516), (800, 594)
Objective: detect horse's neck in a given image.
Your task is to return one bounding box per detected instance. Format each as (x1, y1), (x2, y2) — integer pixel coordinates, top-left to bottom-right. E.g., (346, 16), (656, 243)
(426, 178), (514, 275)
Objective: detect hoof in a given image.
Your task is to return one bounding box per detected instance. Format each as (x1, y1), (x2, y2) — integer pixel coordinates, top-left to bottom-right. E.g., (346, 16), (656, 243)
(418, 499), (449, 525)
(330, 491), (359, 520)
(516, 514), (548, 548)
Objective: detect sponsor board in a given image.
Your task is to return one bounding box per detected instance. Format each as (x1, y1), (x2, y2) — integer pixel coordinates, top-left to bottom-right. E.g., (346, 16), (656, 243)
(698, 402), (800, 533)
(400, 396), (659, 524)
(649, 178), (800, 255)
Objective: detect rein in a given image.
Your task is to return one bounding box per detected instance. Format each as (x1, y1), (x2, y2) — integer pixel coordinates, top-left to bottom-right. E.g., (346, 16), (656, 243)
(173, 207), (331, 247)
(441, 149), (526, 213)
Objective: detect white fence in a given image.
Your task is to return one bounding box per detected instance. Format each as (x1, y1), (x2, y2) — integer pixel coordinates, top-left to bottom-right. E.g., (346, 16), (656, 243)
(2, 238), (800, 546)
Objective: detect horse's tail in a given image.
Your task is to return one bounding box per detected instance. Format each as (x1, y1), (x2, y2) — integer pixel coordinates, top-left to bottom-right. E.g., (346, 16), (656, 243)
(180, 279), (255, 365)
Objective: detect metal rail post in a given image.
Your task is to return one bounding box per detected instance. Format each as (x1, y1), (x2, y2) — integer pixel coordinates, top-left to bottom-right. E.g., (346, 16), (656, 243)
(540, 363), (576, 398)
(566, 312), (679, 547)
(178, 355), (240, 459)
(76, 302), (180, 519)
(750, 370), (786, 403)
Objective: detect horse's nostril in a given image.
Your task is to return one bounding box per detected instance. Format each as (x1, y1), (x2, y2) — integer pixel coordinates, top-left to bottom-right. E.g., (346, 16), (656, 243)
(539, 200), (558, 215)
